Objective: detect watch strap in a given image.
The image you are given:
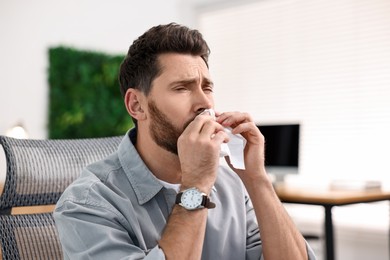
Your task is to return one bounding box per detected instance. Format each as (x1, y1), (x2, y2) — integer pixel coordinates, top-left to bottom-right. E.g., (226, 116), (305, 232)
(201, 194), (216, 209)
(175, 192), (182, 204)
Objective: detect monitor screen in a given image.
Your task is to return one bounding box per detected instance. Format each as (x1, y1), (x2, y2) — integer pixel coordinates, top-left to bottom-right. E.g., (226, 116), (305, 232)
(257, 124), (300, 177)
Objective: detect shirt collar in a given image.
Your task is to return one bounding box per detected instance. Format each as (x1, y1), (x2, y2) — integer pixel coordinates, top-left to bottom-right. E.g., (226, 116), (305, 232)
(118, 128), (164, 205)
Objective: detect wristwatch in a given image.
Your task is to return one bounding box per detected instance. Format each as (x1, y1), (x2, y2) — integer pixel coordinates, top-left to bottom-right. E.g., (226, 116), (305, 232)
(175, 187), (216, 210)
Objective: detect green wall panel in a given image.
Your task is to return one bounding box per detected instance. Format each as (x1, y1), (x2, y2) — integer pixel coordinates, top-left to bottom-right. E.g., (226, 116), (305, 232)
(48, 46), (133, 138)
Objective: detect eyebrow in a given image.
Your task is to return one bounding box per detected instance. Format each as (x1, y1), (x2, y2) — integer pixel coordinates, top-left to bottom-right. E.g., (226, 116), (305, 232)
(169, 77), (214, 87)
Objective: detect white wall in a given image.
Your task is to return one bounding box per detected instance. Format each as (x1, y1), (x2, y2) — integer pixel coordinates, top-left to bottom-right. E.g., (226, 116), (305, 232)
(198, 0), (390, 182)
(0, 0), (201, 138)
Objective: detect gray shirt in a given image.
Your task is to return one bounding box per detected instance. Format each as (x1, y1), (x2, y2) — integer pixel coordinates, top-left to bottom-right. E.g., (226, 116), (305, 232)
(54, 130), (316, 260)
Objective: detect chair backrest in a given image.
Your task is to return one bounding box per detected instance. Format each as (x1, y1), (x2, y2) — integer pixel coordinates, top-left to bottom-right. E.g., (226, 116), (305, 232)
(0, 135), (123, 211)
(0, 213), (62, 260)
(0, 135), (123, 259)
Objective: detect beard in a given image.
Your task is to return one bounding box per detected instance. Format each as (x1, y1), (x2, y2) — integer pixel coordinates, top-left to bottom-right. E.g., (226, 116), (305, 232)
(148, 100), (193, 155)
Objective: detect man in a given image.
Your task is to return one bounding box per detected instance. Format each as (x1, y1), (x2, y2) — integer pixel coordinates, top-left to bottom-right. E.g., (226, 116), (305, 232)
(54, 23), (316, 260)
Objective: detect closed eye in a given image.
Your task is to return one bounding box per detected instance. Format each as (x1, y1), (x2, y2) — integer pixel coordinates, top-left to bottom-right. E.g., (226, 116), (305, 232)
(173, 86), (189, 92)
(203, 85), (214, 94)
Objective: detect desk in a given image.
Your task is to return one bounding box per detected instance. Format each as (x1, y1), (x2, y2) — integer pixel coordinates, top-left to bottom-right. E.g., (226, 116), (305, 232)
(275, 184), (390, 260)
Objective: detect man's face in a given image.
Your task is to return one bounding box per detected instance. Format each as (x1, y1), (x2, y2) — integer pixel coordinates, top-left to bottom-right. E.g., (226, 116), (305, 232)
(146, 53), (214, 154)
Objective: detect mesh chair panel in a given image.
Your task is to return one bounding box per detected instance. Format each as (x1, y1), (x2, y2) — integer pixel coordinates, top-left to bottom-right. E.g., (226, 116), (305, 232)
(0, 213), (62, 260)
(0, 135), (123, 210)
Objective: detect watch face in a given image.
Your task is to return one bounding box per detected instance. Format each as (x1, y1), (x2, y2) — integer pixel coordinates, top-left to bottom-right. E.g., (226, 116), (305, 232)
(181, 188), (203, 210)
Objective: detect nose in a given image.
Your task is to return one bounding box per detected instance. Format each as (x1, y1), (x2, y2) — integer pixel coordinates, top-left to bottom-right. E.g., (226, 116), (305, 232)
(194, 89), (213, 115)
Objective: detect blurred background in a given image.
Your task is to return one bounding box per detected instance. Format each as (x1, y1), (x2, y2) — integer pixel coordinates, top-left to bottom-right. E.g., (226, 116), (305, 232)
(1, 0), (390, 259)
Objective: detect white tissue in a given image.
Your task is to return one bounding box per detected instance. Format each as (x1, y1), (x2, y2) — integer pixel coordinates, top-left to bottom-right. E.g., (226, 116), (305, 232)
(200, 109), (247, 170)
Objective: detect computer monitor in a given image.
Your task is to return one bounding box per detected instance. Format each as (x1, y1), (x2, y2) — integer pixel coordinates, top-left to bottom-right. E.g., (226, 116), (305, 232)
(257, 124), (300, 181)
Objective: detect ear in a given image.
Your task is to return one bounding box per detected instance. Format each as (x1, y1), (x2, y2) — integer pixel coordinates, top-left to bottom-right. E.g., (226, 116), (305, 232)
(124, 89), (146, 121)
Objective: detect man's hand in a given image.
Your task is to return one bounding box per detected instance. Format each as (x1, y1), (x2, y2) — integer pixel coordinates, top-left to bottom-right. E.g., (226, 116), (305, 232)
(216, 112), (266, 182)
(177, 113), (229, 193)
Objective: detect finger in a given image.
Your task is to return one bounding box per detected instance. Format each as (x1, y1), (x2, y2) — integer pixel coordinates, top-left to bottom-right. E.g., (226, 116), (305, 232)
(214, 110), (222, 117)
(199, 120), (225, 139)
(230, 121), (258, 135)
(212, 130), (230, 144)
(231, 122), (264, 145)
(217, 112), (252, 127)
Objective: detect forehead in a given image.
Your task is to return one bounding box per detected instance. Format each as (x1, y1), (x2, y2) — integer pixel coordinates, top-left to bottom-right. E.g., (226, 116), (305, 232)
(156, 53), (211, 83)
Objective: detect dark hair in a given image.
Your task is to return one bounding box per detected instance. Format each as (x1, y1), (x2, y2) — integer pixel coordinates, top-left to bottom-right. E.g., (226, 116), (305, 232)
(118, 23), (210, 98)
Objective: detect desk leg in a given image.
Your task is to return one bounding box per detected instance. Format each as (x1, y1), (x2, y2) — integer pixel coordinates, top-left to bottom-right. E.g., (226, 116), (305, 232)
(324, 205), (335, 260)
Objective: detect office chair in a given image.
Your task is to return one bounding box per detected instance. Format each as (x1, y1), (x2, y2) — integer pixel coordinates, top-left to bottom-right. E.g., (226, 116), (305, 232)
(0, 135), (123, 259)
